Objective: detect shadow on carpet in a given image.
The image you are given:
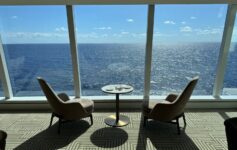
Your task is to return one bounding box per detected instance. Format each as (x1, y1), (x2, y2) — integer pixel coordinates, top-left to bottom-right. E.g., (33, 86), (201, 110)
(90, 127), (128, 148)
(14, 120), (91, 150)
(136, 120), (200, 150)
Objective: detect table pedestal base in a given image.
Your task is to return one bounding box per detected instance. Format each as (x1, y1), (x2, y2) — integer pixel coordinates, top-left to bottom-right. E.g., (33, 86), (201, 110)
(105, 115), (129, 127)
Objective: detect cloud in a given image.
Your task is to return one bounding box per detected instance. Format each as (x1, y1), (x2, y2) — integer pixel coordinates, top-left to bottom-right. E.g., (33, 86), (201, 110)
(94, 27), (112, 30)
(190, 16), (197, 19)
(121, 31), (129, 34)
(127, 19), (134, 22)
(194, 28), (222, 35)
(112, 33), (122, 38)
(11, 16), (18, 19)
(112, 32), (146, 38)
(77, 32), (111, 39)
(217, 6), (225, 18)
(130, 33), (146, 38)
(55, 27), (67, 32)
(181, 21), (186, 24)
(153, 32), (176, 37)
(164, 20), (176, 25)
(6, 32), (67, 39)
(233, 28), (237, 35)
(77, 32), (99, 38)
(180, 26), (192, 32)
(101, 34), (108, 37)
(232, 28), (237, 42)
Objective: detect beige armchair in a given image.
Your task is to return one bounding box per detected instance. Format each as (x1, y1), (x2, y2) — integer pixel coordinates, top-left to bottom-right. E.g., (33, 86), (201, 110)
(143, 76), (199, 134)
(37, 77), (94, 134)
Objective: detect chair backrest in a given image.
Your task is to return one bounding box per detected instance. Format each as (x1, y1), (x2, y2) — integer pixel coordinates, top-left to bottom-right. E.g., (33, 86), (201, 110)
(37, 77), (63, 115)
(172, 76), (199, 115)
(151, 76), (199, 121)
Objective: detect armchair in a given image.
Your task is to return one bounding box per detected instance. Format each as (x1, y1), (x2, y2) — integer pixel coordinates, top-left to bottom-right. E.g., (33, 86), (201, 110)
(143, 76), (199, 134)
(37, 77), (94, 133)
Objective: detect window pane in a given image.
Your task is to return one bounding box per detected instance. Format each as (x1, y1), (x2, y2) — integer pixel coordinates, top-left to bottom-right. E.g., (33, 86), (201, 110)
(151, 5), (227, 95)
(222, 13), (237, 95)
(75, 5), (147, 96)
(0, 6), (74, 96)
(0, 80), (3, 97)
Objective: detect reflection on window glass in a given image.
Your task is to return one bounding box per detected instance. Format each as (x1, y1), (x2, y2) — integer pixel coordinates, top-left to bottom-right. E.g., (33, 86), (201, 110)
(223, 14), (237, 95)
(151, 5), (227, 95)
(0, 6), (74, 96)
(0, 80), (3, 97)
(75, 5), (147, 96)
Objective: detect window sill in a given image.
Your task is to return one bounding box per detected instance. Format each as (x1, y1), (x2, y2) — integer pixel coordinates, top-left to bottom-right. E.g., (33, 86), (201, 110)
(0, 95), (236, 102)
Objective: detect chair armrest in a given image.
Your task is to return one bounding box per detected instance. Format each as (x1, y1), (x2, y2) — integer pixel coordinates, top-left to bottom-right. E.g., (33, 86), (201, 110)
(165, 93), (178, 103)
(57, 93), (70, 102)
(150, 103), (175, 121)
(61, 101), (88, 120)
(151, 103), (172, 115)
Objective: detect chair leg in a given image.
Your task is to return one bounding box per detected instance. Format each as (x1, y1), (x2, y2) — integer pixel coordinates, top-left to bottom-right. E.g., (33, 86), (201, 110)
(58, 118), (62, 134)
(176, 118), (180, 135)
(143, 116), (148, 127)
(90, 114), (93, 125)
(183, 113), (187, 126)
(49, 113), (54, 128)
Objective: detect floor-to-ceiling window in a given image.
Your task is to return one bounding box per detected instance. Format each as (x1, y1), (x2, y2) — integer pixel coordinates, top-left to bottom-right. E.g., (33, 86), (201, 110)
(0, 6), (74, 96)
(0, 2), (235, 102)
(0, 80), (3, 97)
(151, 4), (227, 96)
(75, 5), (147, 96)
(223, 13), (237, 95)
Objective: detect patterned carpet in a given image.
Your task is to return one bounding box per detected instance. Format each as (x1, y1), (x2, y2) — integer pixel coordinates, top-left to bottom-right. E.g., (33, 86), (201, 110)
(0, 111), (236, 150)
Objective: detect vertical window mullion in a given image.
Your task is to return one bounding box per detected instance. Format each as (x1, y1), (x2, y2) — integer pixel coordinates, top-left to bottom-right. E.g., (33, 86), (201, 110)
(213, 4), (237, 98)
(144, 4), (155, 101)
(66, 5), (81, 98)
(0, 36), (13, 99)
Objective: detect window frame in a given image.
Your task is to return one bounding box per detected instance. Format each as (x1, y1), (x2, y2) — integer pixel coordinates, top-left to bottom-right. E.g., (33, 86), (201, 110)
(0, 1), (236, 102)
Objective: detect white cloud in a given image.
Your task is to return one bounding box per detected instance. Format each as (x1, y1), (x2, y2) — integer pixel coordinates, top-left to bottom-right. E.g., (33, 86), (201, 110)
(153, 32), (162, 37)
(77, 32), (111, 39)
(130, 33), (146, 38)
(232, 28), (237, 42)
(138, 33), (146, 37)
(217, 6), (225, 18)
(112, 33), (122, 38)
(112, 32), (146, 38)
(121, 31), (129, 34)
(94, 27), (112, 30)
(181, 21), (186, 24)
(194, 28), (222, 35)
(234, 28), (237, 35)
(101, 34), (108, 37)
(180, 26), (192, 32)
(190, 16), (197, 20)
(153, 32), (176, 37)
(127, 19), (134, 22)
(11, 16), (18, 19)
(164, 20), (176, 25)
(55, 27), (67, 32)
(77, 32), (99, 38)
(6, 32), (67, 38)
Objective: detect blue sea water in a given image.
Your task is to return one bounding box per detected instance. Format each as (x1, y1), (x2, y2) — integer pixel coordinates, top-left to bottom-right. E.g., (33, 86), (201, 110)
(1, 43), (237, 97)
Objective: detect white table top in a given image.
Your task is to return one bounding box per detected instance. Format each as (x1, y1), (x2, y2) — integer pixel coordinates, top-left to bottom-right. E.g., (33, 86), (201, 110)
(101, 84), (133, 94)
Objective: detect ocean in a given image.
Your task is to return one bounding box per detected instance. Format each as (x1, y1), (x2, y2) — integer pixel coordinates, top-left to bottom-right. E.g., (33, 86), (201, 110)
(1, 43), (237, 97)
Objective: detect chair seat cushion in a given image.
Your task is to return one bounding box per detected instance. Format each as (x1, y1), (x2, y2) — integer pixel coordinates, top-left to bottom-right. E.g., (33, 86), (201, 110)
(74, 98), (94, 113)
(143, 100), (171, 116)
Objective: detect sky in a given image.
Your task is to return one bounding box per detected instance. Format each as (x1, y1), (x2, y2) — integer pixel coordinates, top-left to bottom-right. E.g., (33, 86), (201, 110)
(0, 4), (236, 44)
